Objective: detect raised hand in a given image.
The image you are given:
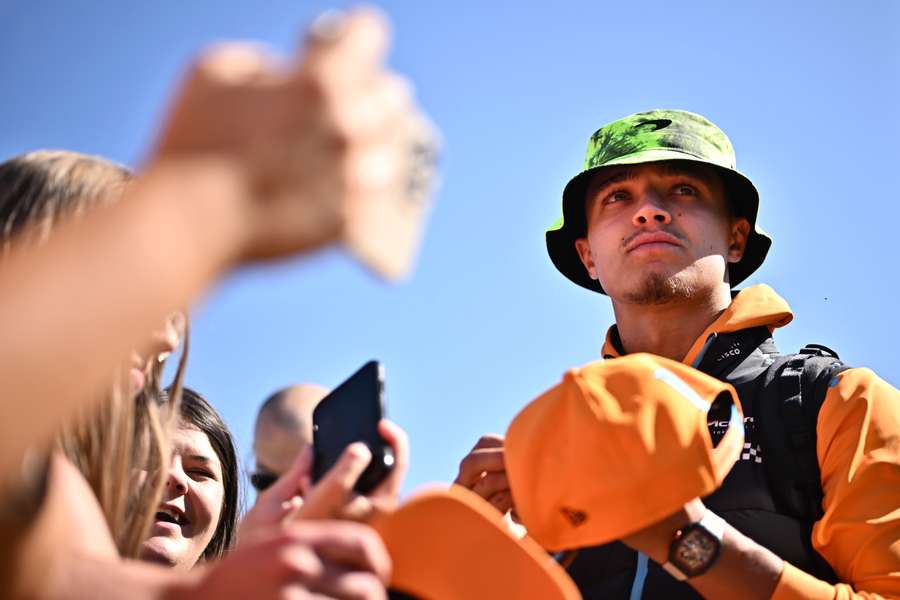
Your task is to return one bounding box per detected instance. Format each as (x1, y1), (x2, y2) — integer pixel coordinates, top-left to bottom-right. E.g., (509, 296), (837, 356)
(180, 520), (391, 600)
(454, 434), (514, 515)
(295, 419), (409, 522)
(151, 8), (430, 264)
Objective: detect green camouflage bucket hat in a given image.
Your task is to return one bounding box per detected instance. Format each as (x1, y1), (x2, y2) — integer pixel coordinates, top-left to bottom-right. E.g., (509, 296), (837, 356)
(546, 109), (771, 294)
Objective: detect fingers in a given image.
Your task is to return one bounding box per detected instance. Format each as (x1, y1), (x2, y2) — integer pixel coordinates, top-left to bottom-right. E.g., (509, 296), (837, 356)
(455, 436), (506, 488)
(308, 567), (388, 600)
(372, 419), (409, 500)
(256, 522), (389, 599)
(471, 434), (504, 450)
(488, 490), (514, 514)
(335, 74), (413, 147)
(194, 41), (283, 86)
(301, 8), (391, 89)
(264, 445), (311, 505)
(288, 520), (392, 584)
(297, 442), (372, 520)
(472, 471), (510, 500)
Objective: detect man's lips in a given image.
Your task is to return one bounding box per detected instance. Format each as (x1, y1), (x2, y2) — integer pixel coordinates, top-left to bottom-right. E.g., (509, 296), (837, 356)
(625, 231), (683, 253)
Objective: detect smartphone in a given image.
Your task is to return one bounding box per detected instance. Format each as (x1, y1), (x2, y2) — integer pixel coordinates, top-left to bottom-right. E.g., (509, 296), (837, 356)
(312, 360), (395, 494)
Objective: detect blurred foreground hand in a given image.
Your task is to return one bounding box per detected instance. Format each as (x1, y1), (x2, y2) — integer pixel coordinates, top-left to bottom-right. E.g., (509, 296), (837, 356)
(173, 520), (390, 600)
(153, 7), (438, 275)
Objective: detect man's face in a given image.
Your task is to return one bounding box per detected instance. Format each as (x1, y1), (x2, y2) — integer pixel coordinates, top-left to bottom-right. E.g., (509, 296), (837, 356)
(253, 422), (308, 481)
(574, 161), (750, 304)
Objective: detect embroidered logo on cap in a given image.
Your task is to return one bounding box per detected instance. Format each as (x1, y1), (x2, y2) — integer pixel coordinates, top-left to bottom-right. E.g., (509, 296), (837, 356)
(560, 507), (588, 527)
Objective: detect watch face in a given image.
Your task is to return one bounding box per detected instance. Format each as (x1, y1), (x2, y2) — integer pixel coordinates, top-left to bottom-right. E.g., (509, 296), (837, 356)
(671, 525), (721, 576)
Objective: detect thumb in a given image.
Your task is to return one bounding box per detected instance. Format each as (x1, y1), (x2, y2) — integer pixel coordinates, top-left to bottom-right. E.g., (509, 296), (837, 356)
(295, 442), (372, 520)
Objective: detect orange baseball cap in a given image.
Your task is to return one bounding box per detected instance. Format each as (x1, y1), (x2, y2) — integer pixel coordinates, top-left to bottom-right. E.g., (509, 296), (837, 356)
(505, 353), (744, 552)
(370, 486), (580, 599)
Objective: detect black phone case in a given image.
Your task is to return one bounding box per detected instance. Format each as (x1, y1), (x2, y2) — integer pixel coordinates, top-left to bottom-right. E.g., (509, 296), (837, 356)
(312, 360), (394, 494)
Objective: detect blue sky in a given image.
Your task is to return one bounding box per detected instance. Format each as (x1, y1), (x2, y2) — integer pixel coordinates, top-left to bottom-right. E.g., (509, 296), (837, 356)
(2, 1), (898, 499)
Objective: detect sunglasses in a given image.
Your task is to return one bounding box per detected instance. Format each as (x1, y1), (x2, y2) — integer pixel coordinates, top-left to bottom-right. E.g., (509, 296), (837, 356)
(249, 471), (278, 492)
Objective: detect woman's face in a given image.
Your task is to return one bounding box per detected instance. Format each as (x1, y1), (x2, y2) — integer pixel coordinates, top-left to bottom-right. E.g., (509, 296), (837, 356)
(140, 420), (225, 569)
(130, 312), (185, 392)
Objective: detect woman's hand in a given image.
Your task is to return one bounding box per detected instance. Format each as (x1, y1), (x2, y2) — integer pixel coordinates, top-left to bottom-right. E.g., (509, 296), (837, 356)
(178, 520), (391, 600)
(239, 419), (409, 544)
(296, 419), (409, 522)
(237, 447), (308, 546)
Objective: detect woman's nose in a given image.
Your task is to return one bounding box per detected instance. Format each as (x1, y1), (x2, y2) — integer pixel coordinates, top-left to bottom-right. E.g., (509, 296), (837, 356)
(167, 463), (189, 495)
(148, 312), (185, 357)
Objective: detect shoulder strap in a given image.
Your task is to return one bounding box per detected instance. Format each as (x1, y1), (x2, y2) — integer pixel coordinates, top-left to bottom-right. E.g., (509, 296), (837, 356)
(759, 345), (849, 520)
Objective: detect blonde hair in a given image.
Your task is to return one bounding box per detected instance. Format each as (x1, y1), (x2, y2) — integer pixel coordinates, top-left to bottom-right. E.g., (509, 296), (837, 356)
(0, 150), (185, 557)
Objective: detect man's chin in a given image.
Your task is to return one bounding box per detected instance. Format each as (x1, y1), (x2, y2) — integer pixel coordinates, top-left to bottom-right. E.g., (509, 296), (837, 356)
(622, 271), (694, 305)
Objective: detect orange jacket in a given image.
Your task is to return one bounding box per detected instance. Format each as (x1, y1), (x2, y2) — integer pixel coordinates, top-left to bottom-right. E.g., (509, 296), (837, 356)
(601, 285), (900, 599)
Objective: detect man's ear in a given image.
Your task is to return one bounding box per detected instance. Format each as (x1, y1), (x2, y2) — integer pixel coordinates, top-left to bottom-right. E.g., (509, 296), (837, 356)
(727, 217), (751, 264)
(574, 238), (598, 280)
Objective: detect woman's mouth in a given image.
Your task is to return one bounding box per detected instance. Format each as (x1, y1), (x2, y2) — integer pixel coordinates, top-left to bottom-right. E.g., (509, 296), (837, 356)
(153, 506), (189, 533)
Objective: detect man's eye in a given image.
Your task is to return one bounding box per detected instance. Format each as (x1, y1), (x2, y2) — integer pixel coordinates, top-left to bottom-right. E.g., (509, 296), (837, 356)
(603, 190), (629, 205)
(673, 184), (697, 196)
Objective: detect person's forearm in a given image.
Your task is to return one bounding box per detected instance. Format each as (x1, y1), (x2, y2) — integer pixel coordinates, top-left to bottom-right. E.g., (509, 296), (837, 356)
(0, 157), (249, 477)
(626, 504), (783, 600)
(688, 524), (783, 600)
(45, 554), (200, 600)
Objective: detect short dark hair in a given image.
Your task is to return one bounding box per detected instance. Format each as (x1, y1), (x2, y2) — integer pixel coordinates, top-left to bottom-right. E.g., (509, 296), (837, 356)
(174, 387), (241, 561)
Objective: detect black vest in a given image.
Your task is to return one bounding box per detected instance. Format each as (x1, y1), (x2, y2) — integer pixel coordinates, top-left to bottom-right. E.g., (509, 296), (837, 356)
(567, 326), (838, 599)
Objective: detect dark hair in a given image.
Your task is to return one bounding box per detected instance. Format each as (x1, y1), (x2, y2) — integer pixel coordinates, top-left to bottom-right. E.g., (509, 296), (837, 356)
(175, 387), (241, 561)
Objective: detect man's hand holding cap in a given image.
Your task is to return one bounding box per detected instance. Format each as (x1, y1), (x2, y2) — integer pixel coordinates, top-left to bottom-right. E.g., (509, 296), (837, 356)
(505, 353), (745, 551)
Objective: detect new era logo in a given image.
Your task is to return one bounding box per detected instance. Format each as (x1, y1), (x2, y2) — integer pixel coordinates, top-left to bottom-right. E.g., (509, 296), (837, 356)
(560, 507), (588, 527)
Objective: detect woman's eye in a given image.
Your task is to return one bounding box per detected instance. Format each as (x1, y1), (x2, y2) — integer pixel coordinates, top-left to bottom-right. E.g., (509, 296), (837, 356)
(673, 184), (697, 196)
(188, 469), (213, 480)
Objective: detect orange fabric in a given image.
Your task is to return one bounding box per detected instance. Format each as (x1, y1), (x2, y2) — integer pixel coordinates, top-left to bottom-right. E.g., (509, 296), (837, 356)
(505, 354), (744, 551)
(774, 560), (900, 600)
(370, 486), (580, 600)
(603, 285), (900, 598)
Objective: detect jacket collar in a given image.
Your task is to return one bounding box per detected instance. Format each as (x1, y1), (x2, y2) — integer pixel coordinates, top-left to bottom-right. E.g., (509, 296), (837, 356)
(601, 284), (793, 365)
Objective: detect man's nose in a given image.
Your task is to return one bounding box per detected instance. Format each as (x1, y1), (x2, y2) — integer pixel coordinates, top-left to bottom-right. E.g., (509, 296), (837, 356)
(632, 191), (672, 228)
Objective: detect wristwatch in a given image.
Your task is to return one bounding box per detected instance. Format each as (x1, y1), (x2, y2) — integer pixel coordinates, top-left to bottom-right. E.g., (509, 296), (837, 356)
(662, 510), (726, 580)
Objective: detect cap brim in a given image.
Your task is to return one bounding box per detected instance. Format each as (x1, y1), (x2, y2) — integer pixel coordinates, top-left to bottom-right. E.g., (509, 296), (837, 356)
(547, 151), (771, 294)
(371, 486), (580, 599)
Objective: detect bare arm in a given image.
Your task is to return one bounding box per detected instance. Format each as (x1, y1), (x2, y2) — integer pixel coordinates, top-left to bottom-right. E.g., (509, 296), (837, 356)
(0, 159), (247, 478)
(622, 499), (783, 600)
